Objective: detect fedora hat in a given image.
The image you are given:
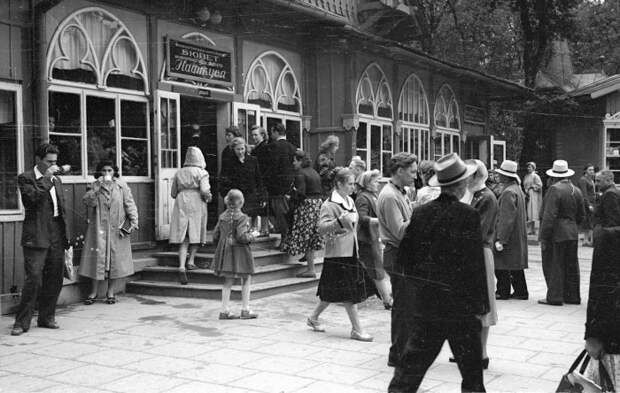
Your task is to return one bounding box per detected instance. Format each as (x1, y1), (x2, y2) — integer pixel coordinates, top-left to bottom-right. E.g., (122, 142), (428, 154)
(428, 153), (477, 187)
(495, 160), (521, 184)
(546, 160), (575, 178)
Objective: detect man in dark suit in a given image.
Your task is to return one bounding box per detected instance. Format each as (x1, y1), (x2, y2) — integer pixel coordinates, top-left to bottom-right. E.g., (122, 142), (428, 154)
(538, 159), (585, 306)
(264, 123), (296, 246)
(389, 153), (489, 393)
(11, 143), (71, 336)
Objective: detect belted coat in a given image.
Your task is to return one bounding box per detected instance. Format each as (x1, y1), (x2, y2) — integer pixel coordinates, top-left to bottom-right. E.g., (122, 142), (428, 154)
(494, 182), (528, 270)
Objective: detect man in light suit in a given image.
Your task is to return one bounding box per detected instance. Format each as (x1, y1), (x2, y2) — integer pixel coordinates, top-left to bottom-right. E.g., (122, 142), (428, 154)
(11, 143), (71, 336)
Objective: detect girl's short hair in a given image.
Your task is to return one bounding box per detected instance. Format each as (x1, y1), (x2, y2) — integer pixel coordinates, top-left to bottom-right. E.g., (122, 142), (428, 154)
(357, 169), (381, 189)
(224, 189), (244, 208)
(95, 160), (120, 178)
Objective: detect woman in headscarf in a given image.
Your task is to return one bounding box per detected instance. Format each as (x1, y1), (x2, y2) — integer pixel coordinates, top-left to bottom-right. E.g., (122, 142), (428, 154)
(523, 161), (543, 235)
(169, 147), (212, 284)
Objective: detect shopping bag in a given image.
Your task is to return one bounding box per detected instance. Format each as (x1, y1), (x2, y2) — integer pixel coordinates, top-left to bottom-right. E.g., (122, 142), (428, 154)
(63, 246), (76, 281)
(556, 350), (615, 393)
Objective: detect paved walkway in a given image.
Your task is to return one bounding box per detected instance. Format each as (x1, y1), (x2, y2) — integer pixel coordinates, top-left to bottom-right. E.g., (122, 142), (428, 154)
(0, 245), (593, 393)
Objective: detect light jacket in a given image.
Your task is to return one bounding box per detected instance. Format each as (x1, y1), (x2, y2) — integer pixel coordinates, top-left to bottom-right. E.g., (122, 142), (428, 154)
(318, 190), (359, 258)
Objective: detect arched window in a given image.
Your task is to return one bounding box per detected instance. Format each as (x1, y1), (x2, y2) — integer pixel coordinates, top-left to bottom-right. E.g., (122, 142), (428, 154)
(46, 7), (150, 180)
(244, 51), (303, 147)
(398, 74), (430, 161)
(433, 84), (461, 160)
(355, 63), (394, 176)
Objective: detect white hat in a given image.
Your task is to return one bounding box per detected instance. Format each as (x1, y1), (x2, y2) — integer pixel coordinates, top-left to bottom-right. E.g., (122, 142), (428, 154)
(546, 160), (575, 178)
(428, 153), (477, 187)
(495, 160), (521, 184)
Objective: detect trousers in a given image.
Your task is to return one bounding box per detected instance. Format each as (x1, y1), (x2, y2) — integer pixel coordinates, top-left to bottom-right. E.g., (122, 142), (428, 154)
(495, 269), (528, 298)
(388, 317), (485, 393)
(14, 219), (65, 330)
(269, 195), (290, 244)
(542, 240), (580, 304)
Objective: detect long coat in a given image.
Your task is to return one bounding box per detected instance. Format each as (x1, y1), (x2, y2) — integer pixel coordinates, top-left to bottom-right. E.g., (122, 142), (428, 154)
(79, 178), (138, 280)
(539, 179), (585, 243)
(263, 139), (296, 196)
(494, 182), (528, 270)
(390, 193), (488, 367)
(523, 172), (543, 223)
(212, 209), (255, 278)
(586, 186), (620, 354)
(355, 189), (384, 280)
(578, 175), (596, 230)
(169, 166), (210, 244)
(219, 154), (266, 217)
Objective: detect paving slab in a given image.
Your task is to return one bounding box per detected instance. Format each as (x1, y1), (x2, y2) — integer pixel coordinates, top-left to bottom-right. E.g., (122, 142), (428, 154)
(0, 245), (595, 392)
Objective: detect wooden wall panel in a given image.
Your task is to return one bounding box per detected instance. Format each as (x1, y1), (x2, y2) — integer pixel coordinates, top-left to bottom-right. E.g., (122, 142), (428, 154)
(13, 221), (23, 290)
(1, 222), (19, 294)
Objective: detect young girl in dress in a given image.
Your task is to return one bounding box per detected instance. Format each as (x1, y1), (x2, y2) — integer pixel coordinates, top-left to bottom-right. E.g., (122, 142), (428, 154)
(212, 189), (259, 320)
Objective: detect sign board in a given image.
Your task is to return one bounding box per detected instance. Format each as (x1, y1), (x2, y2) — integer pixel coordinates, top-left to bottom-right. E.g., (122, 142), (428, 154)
(464, 105), (486, 125)
(166, 37), (232, 87)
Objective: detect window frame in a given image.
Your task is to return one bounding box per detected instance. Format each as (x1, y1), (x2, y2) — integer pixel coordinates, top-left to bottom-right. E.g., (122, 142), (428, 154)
(48, 85), (151, 184)
(357, 116), (393, 177)
(0, 81), (24, 221)
(260, 110), (303, 149)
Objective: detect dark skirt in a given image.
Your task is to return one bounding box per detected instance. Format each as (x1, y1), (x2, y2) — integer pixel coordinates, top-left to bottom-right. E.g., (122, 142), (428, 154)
(242, 191), (263, 217)
(317, 256), (376, 304)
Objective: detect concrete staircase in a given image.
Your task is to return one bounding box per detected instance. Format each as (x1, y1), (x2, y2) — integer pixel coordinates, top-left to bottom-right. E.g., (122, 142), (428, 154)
(126, 235), (323, 300)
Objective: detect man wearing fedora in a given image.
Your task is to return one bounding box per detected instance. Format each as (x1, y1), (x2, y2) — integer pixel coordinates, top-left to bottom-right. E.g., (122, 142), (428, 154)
(493, 160), (529, 300)
(538, 160), (585, 306)
(388, 153), (489, 393)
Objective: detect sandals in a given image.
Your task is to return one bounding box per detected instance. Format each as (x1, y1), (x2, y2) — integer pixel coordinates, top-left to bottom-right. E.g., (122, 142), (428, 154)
(84, 296), (97, 305)
(106, 296), (116, 305)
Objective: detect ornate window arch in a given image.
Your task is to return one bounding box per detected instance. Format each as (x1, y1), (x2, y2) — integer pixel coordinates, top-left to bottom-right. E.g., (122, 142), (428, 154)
(355, 63), (393, 119)
(355, 63), (394, 177)
(46, 7), (148, 93)
(398, 74), (430, 160)
(433, 84), (461, 160)
(244, 51), (302, 114)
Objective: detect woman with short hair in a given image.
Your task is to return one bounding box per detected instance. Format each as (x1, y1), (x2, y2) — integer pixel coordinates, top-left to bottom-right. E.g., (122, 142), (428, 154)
(80, 161), (138, 304)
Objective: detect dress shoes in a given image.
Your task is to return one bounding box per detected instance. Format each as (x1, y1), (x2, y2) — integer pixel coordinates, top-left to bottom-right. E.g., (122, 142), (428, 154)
(10, 326), (26, 336)
(240, 310), (258, 319)
(565, 300), (581, 305)
(537, 299), (563, 306)
(495, 293), (510, 300)
(350, 329), (373, 342)
(37, 320), (60, 329)
(510, 293), (529, 300)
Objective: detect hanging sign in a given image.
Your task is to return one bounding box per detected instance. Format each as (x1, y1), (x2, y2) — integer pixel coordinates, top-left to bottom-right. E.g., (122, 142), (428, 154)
(166, 37), (232, 87)
(464, 105), (486, 125)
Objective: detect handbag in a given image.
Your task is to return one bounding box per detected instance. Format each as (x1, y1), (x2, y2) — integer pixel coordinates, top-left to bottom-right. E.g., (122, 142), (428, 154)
(63, 246), (76, 281)
(556, 350), (615, 393)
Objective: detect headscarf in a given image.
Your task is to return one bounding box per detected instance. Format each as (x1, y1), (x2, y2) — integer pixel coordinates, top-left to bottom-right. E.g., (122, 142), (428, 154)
(184, 146), (206, 169)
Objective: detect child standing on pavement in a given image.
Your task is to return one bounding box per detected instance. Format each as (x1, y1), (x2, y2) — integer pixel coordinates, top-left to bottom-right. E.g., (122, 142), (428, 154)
(212, 189), (259, 320)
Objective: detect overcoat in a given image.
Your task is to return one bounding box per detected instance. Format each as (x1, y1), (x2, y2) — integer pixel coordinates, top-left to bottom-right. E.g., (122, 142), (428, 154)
(389, 193), (488, 367)
(219, 154), (266, 217)
(494, 182), (528, 270)
(79, 178), (138, 280)
(355, 189), (384, 280)
(211, 209), (255, 278)
(578, 175), (596, 230)
(523, 172), (543, 223)
(586, 186), (620, 354)
(263, 139), (296, 196)
(539, 180), (585, 243)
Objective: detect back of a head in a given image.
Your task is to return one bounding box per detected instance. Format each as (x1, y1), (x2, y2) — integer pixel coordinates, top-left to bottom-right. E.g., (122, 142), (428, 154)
(598, 169), (614, 184)
(389, 152), (418, 176)
(328, 166), (353, 190)
(226, 125), (242, 138)
(294, 149), (312, 168)
(320, 135), (339, 153)
(418, 160), (435, 184)
(272, 123), (286, 137)
(184, 146), (206, 169)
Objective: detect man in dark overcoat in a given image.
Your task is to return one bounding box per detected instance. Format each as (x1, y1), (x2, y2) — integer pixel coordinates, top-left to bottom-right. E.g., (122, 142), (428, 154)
(585, 169), (620, 360)
(263, 123), (296, 246)
(11, 143), (71, 336)
(388, 153), (489, 393)
(539, 160), (585, 306)
(493, 160), (529, 300)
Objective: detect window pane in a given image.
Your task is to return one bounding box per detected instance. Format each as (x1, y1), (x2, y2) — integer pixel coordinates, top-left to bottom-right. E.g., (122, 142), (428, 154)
(452, 135), (460, 155)
(413, 129), (419, 158)
(50, 134), (81, 173)
(357, 122), (368, 149)
(87, 96), (116, 175)
(122, 139), (148, 176)
(443, 133), (451, 155)
(356, 148), (368, 163)
(421, 130), (429, 160)
(286, 119), (301, 148)
(121, 100), (147, 138)
(0, 90), (17, 210)
(401, 128), (409, 152)
(382, 125), (392, 151)
(434, 132), (442, 160)
(49, 92), (81, 134)
(382, 153), (391, 177)
(370, 124), (381, 171)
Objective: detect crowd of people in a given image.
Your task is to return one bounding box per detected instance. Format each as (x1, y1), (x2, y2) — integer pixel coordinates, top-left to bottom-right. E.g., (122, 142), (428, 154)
(9, 131), (620, 392)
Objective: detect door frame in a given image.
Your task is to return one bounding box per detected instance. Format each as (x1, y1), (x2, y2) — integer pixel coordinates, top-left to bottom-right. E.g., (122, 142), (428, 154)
(232, 102), (261, 142)
(155, 90), (181, 240)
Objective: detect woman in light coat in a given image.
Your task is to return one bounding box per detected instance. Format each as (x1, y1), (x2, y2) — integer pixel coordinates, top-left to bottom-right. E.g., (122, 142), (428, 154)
(523, 161), (543, 235)
(169, 147), (212, 285)
(307, 167), (375, 342)
(80, 161), (138, 304)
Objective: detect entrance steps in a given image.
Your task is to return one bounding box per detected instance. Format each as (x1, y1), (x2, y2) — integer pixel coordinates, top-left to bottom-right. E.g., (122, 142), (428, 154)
(126, 235), (323, 300)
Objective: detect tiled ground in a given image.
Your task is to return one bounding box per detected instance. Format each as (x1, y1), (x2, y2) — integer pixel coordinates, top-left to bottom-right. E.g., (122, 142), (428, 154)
(0, 245), (593, 393)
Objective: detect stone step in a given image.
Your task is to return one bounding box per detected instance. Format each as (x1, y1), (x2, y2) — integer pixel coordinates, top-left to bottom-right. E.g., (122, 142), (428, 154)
(126, 276), (320, 300)
(138, 261), (323, 284)
(152, 249), (289, 267)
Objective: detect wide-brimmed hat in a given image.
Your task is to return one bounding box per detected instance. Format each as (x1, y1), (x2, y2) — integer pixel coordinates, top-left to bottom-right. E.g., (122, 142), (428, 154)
(428, 153), (478, 187)
(495, 160), (521, 184)
(546, 160), (575, 178)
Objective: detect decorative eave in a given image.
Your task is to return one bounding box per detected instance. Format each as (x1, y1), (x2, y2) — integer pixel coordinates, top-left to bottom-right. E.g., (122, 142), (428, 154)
(570, 74), (620, 99)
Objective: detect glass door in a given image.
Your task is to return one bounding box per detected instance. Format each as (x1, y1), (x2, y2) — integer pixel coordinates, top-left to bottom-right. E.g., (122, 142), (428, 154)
(155, 91), (180, 240)
(232, 102), (260, 143)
